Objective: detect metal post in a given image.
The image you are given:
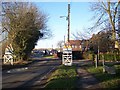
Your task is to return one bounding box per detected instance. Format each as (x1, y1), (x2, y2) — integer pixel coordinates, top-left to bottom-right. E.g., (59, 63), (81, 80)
(95, 55), (98, 68)
(98, 41), (100, 60)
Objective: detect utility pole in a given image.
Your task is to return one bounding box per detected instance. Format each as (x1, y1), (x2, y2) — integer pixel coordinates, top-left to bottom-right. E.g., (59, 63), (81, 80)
(60, 1), (70, 43)
(68, 3), (70, 42)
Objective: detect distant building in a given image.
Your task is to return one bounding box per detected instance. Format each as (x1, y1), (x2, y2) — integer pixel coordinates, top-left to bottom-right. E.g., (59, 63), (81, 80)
(69, 40), (82, 51)
(64, 40), (83, 59)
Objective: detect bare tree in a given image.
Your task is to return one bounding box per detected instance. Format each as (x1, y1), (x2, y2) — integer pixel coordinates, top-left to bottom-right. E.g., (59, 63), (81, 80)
(57, 40), (64, 49)
(72, 30), (91, 40)
(90, 0), (120, 41)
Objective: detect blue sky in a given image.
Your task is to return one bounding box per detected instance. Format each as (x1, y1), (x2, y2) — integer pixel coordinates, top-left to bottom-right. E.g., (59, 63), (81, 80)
(34, 2), (95, 49)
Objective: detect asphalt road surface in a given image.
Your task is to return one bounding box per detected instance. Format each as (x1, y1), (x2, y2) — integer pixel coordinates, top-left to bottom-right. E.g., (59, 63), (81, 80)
(2, 58), (61, 89)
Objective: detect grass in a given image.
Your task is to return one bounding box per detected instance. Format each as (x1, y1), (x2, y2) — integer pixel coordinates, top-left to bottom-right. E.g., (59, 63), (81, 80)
(43, 55), (55, 59)
(86, 65), (120, 89)
(45, 65), (78, 89)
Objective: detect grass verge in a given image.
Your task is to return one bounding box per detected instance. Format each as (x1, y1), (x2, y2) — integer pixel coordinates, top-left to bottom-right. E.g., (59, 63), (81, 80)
(45, 65), (78, 89)
(43, 55), (55, 59)
(86, 65), (120, 89)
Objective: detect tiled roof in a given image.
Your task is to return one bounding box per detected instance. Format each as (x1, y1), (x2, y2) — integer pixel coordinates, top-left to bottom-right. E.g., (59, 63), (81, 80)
(69, 40), (81, 45)
(67, 40), (82, 51)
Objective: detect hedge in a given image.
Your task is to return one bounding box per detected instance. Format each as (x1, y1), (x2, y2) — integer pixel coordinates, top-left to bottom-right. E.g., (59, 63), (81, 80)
(83, 52), (120, 61)
(99, 53), (120, 61)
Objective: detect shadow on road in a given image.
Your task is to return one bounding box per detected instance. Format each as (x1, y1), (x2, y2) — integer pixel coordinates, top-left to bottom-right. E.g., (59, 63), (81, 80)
(2, 58), (60, 89)
(2, 58), (60, 71)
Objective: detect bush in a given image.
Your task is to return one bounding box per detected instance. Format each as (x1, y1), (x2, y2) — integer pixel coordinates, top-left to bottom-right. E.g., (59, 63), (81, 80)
(72, 51), (83, 60)
(82, 51), (94, 60)
(99, 53), (120, 61)
(83, 51), (120, 61)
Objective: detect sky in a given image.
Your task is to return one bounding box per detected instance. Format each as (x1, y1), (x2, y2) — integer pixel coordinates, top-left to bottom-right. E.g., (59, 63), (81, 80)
(0, 1), (119, 49)
(34, 2), (96, 49)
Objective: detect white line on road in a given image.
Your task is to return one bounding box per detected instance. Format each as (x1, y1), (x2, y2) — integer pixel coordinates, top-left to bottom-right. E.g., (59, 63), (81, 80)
(6, 61), (47, 74)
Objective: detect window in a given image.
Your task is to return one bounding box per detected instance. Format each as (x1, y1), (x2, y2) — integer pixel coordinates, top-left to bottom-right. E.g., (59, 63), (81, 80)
(79, 45), (81, 48)
(75, 45), (77, 48)
(72, 45), (74, 48)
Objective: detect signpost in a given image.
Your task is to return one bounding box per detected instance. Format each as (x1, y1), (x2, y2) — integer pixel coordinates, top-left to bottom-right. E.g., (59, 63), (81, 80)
(3, 44), (14, 65)
(62, 43), (72, 66)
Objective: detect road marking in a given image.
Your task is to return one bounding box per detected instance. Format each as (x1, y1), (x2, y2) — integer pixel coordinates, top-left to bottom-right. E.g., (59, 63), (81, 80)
(6, 60), (47, 74)
(7, 67), (28, 73)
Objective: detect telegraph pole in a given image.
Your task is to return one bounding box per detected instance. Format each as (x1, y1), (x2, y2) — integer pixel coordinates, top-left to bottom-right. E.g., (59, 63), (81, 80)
(68, 2), (70, 42)
(60, 1), (70, 43)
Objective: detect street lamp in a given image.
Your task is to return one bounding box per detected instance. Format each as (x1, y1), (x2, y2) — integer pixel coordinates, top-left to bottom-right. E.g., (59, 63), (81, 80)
(60, 16), (68, 20)
(60, 3), (70, 43)
(60, 16), (68, 44)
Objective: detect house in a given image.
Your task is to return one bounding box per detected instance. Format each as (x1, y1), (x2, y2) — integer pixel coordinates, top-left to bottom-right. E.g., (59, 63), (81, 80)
(69, 40), (82, 51)
(66, 40), (83, 59)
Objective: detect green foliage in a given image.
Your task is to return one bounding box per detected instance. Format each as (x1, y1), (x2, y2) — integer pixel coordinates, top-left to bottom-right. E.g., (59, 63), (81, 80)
(83, 51), (120, 61)
(45, 65), (77, 89)
(2, 2), (48, 61)
(82, 51), (94, 60)
(99, 53), (120, 61)
(43, 55), (55, 59)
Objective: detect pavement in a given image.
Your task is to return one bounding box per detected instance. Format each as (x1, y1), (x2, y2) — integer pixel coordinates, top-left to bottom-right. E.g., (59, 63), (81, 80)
(75, 60), (100, 89)
(65, 59), (100, 89)
(76, 67), (100, 89)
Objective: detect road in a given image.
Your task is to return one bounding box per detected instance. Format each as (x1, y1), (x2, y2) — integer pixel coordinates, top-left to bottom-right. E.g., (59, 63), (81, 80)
(2, 58), (61, 89)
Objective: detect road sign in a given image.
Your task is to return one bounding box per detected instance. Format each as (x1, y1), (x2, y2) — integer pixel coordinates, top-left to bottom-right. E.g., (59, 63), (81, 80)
(62, 44), (72, 66)
(115, 41), (119, 49)
(3, 44), (14, 65)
